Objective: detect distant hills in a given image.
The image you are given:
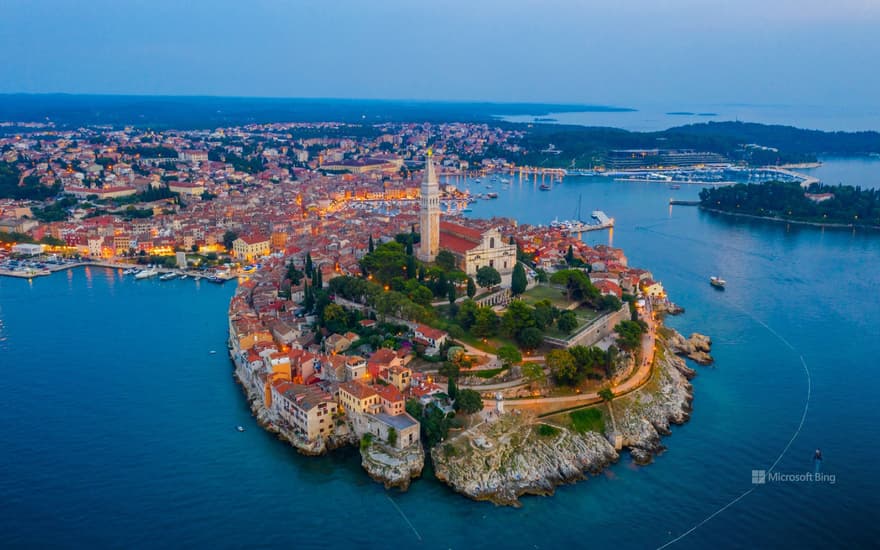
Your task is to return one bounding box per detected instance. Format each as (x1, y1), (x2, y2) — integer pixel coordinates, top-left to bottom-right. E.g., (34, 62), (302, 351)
(0, 94), (632, 129)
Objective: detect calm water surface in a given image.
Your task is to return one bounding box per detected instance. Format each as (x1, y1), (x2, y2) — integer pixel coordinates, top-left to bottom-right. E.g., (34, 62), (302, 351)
(2, 166), (879, 548)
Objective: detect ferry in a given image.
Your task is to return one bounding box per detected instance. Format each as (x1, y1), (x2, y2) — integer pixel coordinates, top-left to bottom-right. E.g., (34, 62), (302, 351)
(135, 268), (158, 280)
(710, 276), (726, 289)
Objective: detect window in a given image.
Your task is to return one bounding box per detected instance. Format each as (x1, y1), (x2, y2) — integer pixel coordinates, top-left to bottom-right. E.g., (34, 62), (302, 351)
(489, 237), (495, 249)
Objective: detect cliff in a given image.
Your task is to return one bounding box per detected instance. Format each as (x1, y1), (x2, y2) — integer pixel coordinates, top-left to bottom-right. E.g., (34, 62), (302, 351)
(606, 347), (694, 464)
(431, 340), (697, 505)
(431, 412), (618, 506)
(361, 441), (425, 491)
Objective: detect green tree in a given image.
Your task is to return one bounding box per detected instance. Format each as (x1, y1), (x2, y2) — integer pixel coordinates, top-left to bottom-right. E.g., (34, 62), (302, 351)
(456, 299), (479, 329)
(517, 327), (544, 350)
(522, 362), (546, 384)
(387, 427), (397, 447)
(435, 249), (457, 272)
(565, 244), (575, 264)
(466, 277), (476, 298)
(447, 377), (458, 400)
(472, 307), (499, 338)
(598, 388), (614, 402)
(476, 265), (501, 289)
(454, 389), (484, 414)
(368, 234), (374, 253)
(496, 345), (522, 367)
(557, 310), (579, 334)
(614, 320), (647, 352)
(222, 230), (238, 251)
(511, 262), (527, 295)
(360, 241), (408, 285)
(547, 349), (578, 386)
(447, 282), (457, 305)
(501, 300), (535, 337)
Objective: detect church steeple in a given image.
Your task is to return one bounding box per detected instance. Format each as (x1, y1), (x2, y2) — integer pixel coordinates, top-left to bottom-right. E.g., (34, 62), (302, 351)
(418, 150), (440, 262)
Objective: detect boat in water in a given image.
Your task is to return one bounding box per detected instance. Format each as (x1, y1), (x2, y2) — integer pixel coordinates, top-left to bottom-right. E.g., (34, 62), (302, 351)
(159, 272), (178, 281)
(135, 268), (158, 280)
(669, 184), (682, 190)
(710, 276), (726, 289)
(486, 192), (498, 199)
(207, 276), (226, 284)
(540, 183), (551, 191)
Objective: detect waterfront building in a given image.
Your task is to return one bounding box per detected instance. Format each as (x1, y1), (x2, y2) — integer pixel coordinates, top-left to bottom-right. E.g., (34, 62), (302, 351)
(270, 381), (337, 441)
(232, 234), (270, 262)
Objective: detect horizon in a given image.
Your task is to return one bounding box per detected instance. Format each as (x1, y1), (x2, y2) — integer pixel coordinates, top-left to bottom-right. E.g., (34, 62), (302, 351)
(2, 1), (879, 111)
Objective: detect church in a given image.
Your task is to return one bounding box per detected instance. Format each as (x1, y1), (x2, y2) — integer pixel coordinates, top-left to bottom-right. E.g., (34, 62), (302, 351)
(417, 152), (517, 287)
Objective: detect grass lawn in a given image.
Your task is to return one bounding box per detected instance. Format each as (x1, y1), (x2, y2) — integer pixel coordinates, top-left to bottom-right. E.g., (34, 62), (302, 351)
(519, 285), (571, 308)
(569, 408), (606, 434)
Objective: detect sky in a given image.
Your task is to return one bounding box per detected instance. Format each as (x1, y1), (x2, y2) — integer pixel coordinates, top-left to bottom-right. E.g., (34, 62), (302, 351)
(2, 0), (879, 110)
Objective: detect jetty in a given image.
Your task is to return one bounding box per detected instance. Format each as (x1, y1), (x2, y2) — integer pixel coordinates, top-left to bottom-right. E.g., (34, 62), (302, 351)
(557, 211), (615, 234)
(669, 199), (701, 206)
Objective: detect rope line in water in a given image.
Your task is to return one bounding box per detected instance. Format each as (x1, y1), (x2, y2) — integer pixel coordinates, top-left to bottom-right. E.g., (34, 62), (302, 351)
(386, 494), (422, 542)
(656, 306), (812, 548)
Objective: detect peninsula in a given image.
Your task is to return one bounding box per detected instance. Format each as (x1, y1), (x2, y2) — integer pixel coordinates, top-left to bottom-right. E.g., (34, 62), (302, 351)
(699, 181), (880, 229)
(225, 154), (713, 504)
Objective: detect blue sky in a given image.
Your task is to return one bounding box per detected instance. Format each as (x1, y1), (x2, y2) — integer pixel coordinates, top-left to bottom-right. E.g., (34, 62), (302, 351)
(2, 0), (878, 109)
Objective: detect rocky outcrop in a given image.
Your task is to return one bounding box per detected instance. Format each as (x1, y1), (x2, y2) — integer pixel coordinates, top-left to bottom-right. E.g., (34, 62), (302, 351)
(607, 347), (694, 465)
(361, 442), (425, 491)
(431, 413), (618, 506)
(668, 329), (714, 365)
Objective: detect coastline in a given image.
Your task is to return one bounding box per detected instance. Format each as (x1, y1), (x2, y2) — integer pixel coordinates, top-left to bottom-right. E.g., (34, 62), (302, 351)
(700, 206), (880, 231)
(430, 331), (703, 506)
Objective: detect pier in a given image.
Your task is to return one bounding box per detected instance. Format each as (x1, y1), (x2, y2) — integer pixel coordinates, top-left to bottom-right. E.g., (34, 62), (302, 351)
(557, 210), (615, 234)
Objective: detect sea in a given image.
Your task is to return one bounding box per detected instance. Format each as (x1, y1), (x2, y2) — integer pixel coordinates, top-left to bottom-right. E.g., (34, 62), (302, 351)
(2, 159), (879, 548)
(500, 103), (880, 132)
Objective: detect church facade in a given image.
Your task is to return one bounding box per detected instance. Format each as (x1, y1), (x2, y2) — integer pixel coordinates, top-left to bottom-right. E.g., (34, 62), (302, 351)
(417, 151), (517, 287)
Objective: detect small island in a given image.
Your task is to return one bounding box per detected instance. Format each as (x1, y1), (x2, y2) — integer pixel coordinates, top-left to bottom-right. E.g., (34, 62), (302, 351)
(699, 181), (880, 229)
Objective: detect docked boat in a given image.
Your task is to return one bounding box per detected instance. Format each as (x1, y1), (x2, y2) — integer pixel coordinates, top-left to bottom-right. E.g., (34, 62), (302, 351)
(178, 274), (188, 280)
(159, 272), (178, 281)
(710, 276), (726, 289)
(207, 276), (226, 284)
(122, 268), (138, 275)
(135, 268), (158, 280)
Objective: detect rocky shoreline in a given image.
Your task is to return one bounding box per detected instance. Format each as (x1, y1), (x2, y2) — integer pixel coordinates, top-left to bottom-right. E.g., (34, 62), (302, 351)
(233, 362), (422, 489)
(430, 337), (702, 506)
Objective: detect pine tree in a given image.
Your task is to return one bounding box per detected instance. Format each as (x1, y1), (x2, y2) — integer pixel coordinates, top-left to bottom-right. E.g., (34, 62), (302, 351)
(447, 376), (458, 400)
(406, 254), (417, 279)
(447, 282), (457, 305)
(511, 262), (527, 295)
(565, 245), (574, 265)
(405, 239), (413, 256)
(305, 252), (313, 277)
(466, 277), (476, 298)
(368, 235), (374, 253)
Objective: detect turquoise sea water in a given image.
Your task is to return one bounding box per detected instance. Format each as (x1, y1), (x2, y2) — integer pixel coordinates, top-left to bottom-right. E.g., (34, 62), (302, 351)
(2, 173), (879, 548)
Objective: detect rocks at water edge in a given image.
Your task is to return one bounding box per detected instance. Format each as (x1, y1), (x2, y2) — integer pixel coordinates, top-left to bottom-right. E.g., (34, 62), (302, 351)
(431, 413), (618, 507)
(606, 348), (694, 465)
(361, 442), (425, 491)
(668, 329), (714, 365)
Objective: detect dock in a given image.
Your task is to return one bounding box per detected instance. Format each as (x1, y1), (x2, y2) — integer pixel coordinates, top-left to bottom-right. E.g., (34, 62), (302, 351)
(669, 199), (701, 206)
(558, 211), (615, 234)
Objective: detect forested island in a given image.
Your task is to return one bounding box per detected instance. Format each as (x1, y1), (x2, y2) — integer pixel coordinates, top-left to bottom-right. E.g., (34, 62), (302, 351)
(699, 181), (880, 229)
